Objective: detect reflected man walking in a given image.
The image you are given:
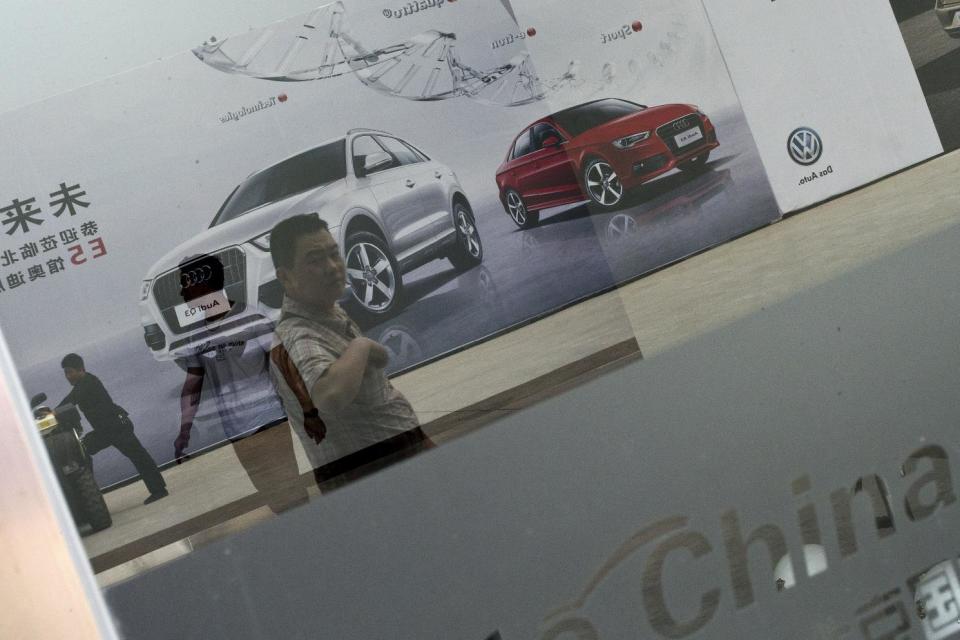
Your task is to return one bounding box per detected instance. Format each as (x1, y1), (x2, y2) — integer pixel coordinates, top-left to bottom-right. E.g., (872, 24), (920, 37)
(267, 213), (433, 486)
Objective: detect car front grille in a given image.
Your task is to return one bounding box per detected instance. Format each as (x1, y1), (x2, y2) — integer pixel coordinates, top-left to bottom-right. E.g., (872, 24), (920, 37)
(151, 247), (247, 335)
(656, 115), (705, 156)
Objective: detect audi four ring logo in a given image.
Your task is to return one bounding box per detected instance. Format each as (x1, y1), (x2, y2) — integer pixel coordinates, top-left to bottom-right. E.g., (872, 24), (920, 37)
(787, 127), (823, 166)
(180, 265), (213, 289)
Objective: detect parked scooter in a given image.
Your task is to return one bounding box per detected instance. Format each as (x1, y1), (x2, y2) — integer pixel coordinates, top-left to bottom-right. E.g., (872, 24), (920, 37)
(30, 392), (112, 534)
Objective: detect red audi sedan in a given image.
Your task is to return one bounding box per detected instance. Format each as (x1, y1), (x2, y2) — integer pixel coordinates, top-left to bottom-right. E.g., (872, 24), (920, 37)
(495, 98), (719, 228)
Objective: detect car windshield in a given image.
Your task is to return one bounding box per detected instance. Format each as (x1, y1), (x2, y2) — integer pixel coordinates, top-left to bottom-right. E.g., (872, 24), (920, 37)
(210, 139), (347, 227)
(551, 99), (647, 137)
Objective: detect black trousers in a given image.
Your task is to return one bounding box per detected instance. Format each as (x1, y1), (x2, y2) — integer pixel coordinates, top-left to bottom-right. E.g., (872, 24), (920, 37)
(312, 427), (434, 491)
(83, 423), (166, 495)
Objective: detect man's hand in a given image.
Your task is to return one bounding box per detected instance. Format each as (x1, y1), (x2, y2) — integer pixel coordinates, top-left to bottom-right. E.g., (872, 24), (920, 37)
(364, 338), (390, 369)
(174, 427), (192, 463)
(303, 410), (327, 445)
(311, 337), (388, 413)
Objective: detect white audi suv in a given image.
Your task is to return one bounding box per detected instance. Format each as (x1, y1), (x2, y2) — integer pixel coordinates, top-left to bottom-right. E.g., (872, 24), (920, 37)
(139, 128), (483, 362)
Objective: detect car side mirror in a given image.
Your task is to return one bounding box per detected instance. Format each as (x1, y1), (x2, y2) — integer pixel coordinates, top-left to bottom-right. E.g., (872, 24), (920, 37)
(542, 135), (563, 148)
(30, 393), (47, 408)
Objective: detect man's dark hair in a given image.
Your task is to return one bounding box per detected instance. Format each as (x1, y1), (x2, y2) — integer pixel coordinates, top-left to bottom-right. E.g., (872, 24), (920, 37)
(270, 213), (329, 270)
(61, 353), (85, 370)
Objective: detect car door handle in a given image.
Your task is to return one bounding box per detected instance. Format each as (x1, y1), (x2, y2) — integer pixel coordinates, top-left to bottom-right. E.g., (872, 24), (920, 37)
(405, 179), (416, 188)
(434, 171), (443, 179)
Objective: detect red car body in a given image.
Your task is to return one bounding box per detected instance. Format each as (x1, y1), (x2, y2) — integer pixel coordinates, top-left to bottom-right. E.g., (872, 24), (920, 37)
(495, 98), (719, 227)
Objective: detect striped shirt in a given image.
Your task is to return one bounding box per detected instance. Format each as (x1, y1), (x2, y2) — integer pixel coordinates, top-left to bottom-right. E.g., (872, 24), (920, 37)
(270, 295), (419, 469)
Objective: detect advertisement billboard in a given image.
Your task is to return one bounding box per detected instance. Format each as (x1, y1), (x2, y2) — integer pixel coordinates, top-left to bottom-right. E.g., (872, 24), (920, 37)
(0, 0), (779, 488)
(701, 0), (943, 213)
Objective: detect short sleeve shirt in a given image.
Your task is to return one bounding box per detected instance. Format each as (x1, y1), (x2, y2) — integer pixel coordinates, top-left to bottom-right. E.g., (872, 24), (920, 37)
(182, 325), (286, 439)
(271, 296), (420, 468)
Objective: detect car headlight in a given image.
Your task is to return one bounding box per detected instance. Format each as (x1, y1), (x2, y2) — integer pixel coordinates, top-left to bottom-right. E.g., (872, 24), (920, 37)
(139, 280), (152, 301)
(612, 131), (651, 149)
(250, 232), (271, 251)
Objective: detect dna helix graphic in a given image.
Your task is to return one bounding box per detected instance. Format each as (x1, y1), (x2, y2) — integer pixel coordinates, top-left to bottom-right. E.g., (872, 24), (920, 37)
(192, 2), (686, 106)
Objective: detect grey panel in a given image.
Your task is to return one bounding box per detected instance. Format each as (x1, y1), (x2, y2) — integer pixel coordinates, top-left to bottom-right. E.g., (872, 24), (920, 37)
(107, 224), (960, 639)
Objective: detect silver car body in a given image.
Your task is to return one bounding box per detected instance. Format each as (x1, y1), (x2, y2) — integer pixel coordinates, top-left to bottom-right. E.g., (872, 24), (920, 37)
(936, 0), (960, 37)
(139, 128), (471, 362)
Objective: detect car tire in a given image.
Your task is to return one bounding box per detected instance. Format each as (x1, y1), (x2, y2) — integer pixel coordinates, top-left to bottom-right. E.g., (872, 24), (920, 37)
(74, 466), (112, 533)
(678, 151), (710, 172)
(344, 230), (404, 320)
(582, 158), (625, 210)
(448, 201), (483, 271)
(503, 189), (540, 229)
(44, 430), (84, 522)
(46, 429), (111, 532)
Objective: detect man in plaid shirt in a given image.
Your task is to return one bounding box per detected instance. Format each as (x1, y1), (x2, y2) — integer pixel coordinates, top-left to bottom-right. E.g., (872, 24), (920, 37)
(268, 213), (432, 486)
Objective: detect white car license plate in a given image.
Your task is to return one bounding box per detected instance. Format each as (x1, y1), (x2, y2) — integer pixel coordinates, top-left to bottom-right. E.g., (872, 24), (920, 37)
(675, 127), (704, 148)
(174, 290), (231, 328)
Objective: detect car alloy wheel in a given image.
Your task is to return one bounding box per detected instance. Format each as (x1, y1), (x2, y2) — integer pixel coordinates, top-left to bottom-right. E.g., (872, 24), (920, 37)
(507, 191), (527, 226)
(345, 237), (397, 313)
(585, 159), (623, 207)
(457, 208), (482, 259)
(449, 203), (484, 271)
(504, 189), (540, 229)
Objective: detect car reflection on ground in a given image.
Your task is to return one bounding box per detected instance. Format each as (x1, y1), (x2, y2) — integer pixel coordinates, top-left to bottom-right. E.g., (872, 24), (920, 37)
(600, 166), (734, 249)
(363, 265), (506, 375)
(363, 164), (737, 377)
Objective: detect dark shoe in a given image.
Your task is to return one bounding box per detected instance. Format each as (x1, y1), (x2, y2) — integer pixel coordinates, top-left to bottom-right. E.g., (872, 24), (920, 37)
(143, 489), (169, 505)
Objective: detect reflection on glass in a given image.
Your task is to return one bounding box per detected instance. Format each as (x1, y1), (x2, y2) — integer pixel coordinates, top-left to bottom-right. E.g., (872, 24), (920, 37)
(55, 353), (168, 513)
(29, 391), (114, 533)
(174, 253), (305, 514)
(374, 325), (424, 372)
(267, 213), (435, 490)
(599, 168), (733, 250)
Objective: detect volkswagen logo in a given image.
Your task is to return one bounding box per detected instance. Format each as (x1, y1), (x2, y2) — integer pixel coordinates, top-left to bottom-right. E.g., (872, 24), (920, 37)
(787, 127), (823, 166)
(180, 265), (213, 289)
